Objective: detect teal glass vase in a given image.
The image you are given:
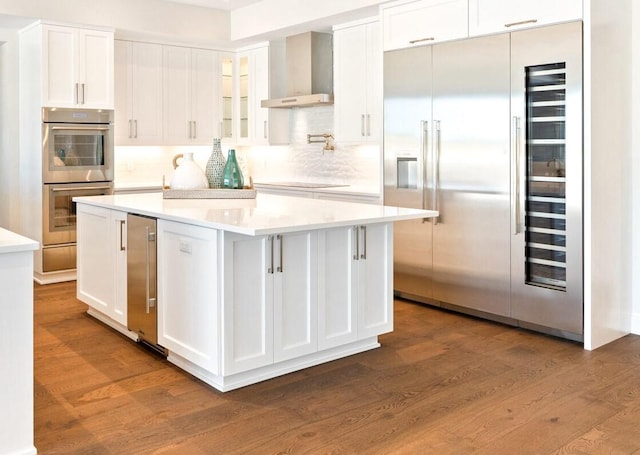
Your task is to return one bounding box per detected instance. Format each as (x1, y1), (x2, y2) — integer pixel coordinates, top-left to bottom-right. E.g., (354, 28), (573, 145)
(222, 149), (244, 189)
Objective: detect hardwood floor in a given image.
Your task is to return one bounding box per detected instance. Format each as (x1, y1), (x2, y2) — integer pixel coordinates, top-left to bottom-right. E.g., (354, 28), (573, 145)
(34, 281), (640, 454)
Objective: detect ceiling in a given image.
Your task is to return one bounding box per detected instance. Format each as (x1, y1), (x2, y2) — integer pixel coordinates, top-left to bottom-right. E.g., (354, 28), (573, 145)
(162, 0), (262, 10)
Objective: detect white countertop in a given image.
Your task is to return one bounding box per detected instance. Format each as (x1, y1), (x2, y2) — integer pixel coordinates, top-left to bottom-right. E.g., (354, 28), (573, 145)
(115, 181), (381, 198)
(75, 192), (436, 236)
(0, 228), (39, 254)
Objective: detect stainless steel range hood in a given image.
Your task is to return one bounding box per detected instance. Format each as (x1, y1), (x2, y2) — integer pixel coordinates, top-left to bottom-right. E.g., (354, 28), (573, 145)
(261, 32), (333, 108)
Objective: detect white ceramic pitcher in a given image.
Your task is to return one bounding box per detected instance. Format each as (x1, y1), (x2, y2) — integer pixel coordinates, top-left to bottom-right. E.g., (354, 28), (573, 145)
(169, 152), (209, 190)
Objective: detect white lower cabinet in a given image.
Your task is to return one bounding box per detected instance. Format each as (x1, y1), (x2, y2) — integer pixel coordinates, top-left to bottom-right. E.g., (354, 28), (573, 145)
(318, 224), (393, 348)
(355, 224), (393, 338)
(157, 220), (220, 374)
(318, 227), (358, 350)
(222, 231), (317, 375)
(76, 205), (127, 326)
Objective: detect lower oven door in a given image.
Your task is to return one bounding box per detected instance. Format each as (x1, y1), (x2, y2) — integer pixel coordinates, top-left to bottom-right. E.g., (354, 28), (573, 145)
(42, 182), (113, 272)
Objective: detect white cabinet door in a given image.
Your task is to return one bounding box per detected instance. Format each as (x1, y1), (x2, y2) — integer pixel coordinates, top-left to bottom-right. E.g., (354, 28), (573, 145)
(77, 28), (114, 108)
(41, 25), (76, 107)
(157, 220), (219, 374)
(163, 46), (219, 145)
(76, 205), (127, 325)
(114, 40), (163, 145)
(112, 210), (128, 325)
(334, 20), (381, 143)
(222, 233), (273, 375)
(356, 223), (393, 339)
(236, 44), (288, 146)
(469, 0), (583, 37)
(318, 227), (358, 350)
(41, 25), (113, 108)
(190, 48), (219, 144)
(381, 0), (468, 51)
(163, 46), (191, 145)
(273, 232), (318, 362)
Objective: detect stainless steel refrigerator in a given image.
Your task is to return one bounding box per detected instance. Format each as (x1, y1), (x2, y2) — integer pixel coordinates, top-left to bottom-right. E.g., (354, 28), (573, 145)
(127, 214), (161, 349)
(384, 22), (583, 340)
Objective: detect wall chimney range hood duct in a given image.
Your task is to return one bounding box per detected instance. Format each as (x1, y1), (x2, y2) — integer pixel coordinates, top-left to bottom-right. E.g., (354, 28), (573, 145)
(261, 31), (333, 108)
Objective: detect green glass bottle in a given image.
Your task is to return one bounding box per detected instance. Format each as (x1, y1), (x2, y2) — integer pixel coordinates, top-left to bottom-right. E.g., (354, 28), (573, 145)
(222, 149), (244, 189)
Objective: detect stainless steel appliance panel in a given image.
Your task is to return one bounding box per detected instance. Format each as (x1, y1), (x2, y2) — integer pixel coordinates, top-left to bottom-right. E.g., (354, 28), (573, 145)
(431, 35), (512, 316)
(510, 22), (583, 335)
(42, 244), (76, 273)
(127, 214), (158, 346)
(43, 182), (114, 246)
(42, 107), (114, 183)
(383, 46), (434, 300)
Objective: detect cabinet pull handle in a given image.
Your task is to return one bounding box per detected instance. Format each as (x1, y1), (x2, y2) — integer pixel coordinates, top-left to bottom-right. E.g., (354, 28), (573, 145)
(276, 234), (283, 272)
(434, 120), (441, 225)
(409, 37), (435, 44)
(504, 19), (538, 28)
(52, 185), (112, 192)
(366, 114), (371, 137)
(128, 119), (133, 138)
(361, 114), (365, 137)
(268, 235), (274, 274)
(264, 120), (267, 139)
(81, 83), (85, 104)
(134, 119), (138, 138)
(119, 219), (126, 251)
(353, 226), (359, 260)
(145, 226), (151, 314)
(360, 226), (367, 260)
(193, 121), (197, 139)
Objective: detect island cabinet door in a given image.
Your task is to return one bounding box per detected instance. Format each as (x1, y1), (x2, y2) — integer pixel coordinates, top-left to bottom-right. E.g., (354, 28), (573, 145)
(356, 223), (394, 339)
(77, 204), (127, 326)
(317, 227), (358, 350)
(273, 232), (318, 363)
(157, 220), (219, 374)
(222, 233), (274, 376)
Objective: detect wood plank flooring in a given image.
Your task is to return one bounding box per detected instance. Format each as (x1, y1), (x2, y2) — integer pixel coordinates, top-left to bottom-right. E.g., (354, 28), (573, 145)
(34, 281), (640, 454)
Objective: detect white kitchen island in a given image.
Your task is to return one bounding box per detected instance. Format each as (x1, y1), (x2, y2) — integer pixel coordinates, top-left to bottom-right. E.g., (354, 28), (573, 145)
(0, 228), (38, 454)
(75, 192), (436, 392)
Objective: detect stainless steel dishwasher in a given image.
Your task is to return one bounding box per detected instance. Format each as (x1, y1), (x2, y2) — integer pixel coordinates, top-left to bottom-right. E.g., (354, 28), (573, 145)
(127, 214), (164, 353)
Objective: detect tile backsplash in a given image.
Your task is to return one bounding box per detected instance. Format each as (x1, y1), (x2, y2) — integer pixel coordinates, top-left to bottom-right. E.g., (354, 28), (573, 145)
(114, 106), (381, 190)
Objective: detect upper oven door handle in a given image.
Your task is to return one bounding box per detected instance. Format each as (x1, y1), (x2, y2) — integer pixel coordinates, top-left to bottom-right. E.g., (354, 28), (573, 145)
(51, 186), (112, 192)
(50, 126), (111, 131)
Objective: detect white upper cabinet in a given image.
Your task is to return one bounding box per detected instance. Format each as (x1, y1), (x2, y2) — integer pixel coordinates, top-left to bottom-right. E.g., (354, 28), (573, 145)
(41, 24), (114, 108)
(381, 0), (468, 51)
(236, 43), (288, 146)
(468, 0), (583, 36)
(114, 40), (163, 145)
(163, 46), (219, 145)
(334, 19), (382, 144)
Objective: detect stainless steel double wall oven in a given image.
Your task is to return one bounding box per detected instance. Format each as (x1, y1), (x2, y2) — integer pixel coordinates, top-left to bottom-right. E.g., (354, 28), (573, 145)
(42, 107), (114, 272)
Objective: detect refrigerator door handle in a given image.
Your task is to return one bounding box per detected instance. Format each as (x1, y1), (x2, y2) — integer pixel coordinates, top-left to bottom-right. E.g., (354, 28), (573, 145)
(513, 116), (523, 235)
(420, 120), (429, 214)
(434, 120), (442, 225)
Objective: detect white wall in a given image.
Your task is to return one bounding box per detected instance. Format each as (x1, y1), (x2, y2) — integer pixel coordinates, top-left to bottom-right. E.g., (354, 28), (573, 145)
(231, 0), (384, 40)
(0, 0), (230, 47)
(632, 2), (640, 334)
(584, 0), (634, 349)
(0, 29), (23, 232)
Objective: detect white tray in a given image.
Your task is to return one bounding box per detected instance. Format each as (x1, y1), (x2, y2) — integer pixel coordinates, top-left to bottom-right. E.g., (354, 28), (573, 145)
(162, 188), (257, 199)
